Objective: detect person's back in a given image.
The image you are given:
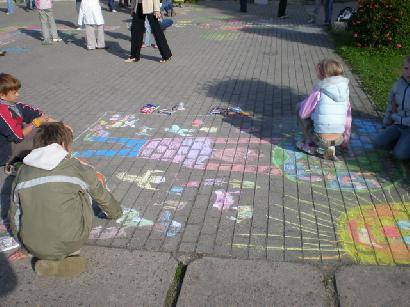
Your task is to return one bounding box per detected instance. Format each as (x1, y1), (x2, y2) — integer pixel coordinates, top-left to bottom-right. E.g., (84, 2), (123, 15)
(312, 75), (349, 134)
(10, 122), (122, 277)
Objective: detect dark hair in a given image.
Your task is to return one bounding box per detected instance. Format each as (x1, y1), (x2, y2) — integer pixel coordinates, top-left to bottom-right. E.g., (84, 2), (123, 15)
(34, 122), (73, 149)
(0, 73), (21, 96)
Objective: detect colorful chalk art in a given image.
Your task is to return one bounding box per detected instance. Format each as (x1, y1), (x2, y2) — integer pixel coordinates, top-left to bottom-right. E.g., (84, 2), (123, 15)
(75, 112), (409, 264)
(338, 203), (410, 265)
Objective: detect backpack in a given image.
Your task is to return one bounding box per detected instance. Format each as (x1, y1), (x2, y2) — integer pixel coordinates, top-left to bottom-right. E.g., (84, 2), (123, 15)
(336, 7), (355, 22)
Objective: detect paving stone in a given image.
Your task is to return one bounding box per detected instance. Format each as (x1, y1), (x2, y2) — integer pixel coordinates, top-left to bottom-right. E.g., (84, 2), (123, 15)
(0, 246), (177, 305)
(336, 266), (410, 307)
(177, 257), (328, 306)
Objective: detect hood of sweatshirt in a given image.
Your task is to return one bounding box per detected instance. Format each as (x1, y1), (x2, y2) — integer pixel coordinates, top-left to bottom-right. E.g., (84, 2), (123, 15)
(23, 143), (69, 170)
(317, 76), (350, 103)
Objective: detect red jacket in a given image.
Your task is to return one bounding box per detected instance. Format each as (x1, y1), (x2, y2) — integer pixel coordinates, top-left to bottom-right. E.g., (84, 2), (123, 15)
(0, 99), (42, 165)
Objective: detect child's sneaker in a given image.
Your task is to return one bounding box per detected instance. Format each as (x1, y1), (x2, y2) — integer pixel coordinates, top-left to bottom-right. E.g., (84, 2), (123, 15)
(323, 146), (336, 160)
(35, 256), (87, 277)
(52, 38), (62, 42)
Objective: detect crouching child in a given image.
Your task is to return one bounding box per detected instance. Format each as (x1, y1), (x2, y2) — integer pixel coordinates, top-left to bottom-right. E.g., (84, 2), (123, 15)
(9, 122), (122, 277)
(296, 58), (351, 160)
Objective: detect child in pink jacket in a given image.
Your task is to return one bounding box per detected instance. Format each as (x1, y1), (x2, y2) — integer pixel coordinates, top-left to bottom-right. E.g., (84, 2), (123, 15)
(35, 0), (62, 45)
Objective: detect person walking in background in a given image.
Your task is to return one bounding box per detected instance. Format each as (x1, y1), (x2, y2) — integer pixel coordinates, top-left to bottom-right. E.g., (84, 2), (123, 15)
(277, 0), (288, 18)
(324, 0), (333, 25)
(35, 0), (63, 45)
(6, 0), (14, 15)
(308, 0), (324, 24)
(108, 0), (117, 12)
(26, 0), (35, 10)
(239, 0), (247, 13)
(142, 17), (158, 48)
(119, 0), (129, 8)
(78, 0), (107, 50)
(75, 0), (83, 29)
(125, 0), (172, 63)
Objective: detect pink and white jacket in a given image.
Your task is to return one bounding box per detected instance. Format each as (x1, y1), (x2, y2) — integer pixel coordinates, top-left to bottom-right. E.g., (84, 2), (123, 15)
(298, 89), (352, 147)
(35, 0), (53, 10)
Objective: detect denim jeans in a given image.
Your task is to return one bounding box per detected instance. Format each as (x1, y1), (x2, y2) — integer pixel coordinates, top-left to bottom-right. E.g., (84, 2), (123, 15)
(144, 17), (152, 46)
(7, 0), (14, 14)
(108, 0), (115, 11)
(324, 0), (333, 24)
(374, 125), (410, 160)
(26, 0), (35, 9)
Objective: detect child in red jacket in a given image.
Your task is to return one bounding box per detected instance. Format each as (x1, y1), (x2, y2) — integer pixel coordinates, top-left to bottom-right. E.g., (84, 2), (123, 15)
(0, 73), (56, 169)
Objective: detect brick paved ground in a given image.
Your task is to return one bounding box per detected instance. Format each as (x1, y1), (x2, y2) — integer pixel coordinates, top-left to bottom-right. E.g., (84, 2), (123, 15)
(1, 1), (409, 266)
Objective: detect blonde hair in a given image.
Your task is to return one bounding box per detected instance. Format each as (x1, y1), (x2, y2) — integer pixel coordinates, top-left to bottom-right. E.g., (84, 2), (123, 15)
(317, 59), (344, 78)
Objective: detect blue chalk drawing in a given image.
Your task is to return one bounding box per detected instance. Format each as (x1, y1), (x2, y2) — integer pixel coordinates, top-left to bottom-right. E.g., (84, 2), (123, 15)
(74, 136), (148, 158)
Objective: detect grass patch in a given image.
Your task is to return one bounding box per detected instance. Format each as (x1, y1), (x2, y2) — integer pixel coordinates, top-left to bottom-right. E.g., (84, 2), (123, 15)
(164, 262), (187, 307)
(330, 30), (409, 111)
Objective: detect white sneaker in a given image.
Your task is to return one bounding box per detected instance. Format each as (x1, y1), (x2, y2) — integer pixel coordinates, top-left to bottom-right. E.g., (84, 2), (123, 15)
(111, 9), (117, 12)
(323, 146), (336, 160)
(52, 38), (62, 42)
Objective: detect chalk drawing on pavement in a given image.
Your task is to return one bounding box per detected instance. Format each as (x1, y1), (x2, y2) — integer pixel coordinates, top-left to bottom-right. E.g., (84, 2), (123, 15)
(116, 170), (165, 190)
(89, 226), (127, 240)
(213, 190), (240, 211)
(338, 203), (410, 265)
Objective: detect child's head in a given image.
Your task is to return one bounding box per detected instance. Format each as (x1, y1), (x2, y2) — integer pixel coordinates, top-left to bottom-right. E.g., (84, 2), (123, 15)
(0, 73), (21, 103)
(316, 59), (344, 80)
(402, 55), (410, 82)
(34, 122), (73, 152)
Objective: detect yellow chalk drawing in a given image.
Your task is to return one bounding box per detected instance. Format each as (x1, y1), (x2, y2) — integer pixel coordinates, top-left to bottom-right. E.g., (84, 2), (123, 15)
(116, 170), (165, 190)
(338, 203), (410, 265)
(229, 206), (253, 223)
(229, 179), (260, 189)
(199, 127), (218, 133)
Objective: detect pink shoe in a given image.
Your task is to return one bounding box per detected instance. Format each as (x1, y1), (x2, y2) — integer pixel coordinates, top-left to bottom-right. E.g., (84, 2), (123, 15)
(151, 44), (158, 49)
(141, 44), (147, 48)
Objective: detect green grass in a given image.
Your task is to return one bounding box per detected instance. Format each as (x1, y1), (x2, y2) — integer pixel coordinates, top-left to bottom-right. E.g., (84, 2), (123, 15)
(330, 30), (409, 111)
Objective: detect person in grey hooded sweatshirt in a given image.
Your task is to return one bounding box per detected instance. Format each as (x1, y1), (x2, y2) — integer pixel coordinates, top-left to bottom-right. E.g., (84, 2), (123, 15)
(374, 55), (410, 160)
(9, 122), (122, 277)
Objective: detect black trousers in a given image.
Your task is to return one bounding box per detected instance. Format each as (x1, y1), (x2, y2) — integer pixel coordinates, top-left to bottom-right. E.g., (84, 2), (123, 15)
(130, 4), (172, 60)
(240, 0), (247, 12)
(277, 0), (287, 17)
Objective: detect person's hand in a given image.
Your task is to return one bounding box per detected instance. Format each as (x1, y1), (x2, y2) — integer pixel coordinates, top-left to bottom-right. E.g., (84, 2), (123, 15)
(154, 11), (161, 19)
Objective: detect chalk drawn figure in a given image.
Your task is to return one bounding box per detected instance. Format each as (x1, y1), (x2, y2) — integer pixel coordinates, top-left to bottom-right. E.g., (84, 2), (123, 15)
(229, 205), (253, 223)
(153, 200), (186, 211)
(338, 203), (410, 265)
(116, 170), (165, 190)
(199, 127), (218, 133)
(153, 210), (182, 237)
(213, 190), (240, 210)
(191, 119), (203, 128)
(135, 126), (155, 136)
(164, 125), (195, 137)
(89, 226), (127, 240)
(169, 186), (184, 195)
(116, 208), (154, 227)
(272, 120), (406, 191)
(75, 135), (281, 175)
(229, 179), (260, 189)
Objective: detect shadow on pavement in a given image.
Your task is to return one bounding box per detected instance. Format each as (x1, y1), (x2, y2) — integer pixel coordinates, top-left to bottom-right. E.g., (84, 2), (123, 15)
(0, 252), (17, 297)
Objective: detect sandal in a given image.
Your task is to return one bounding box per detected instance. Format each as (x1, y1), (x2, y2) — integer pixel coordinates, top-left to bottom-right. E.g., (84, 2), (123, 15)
(159, 56), (172, 63)
(124, 57), (140, 63)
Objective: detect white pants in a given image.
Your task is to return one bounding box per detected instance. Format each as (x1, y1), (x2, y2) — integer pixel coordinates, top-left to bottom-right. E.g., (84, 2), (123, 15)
(85, 24), (105, 49)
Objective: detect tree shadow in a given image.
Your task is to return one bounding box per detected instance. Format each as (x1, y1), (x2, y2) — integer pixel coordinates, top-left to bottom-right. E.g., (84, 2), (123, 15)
(0, 252), (17, 297)
(240, 25), (333, 48)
